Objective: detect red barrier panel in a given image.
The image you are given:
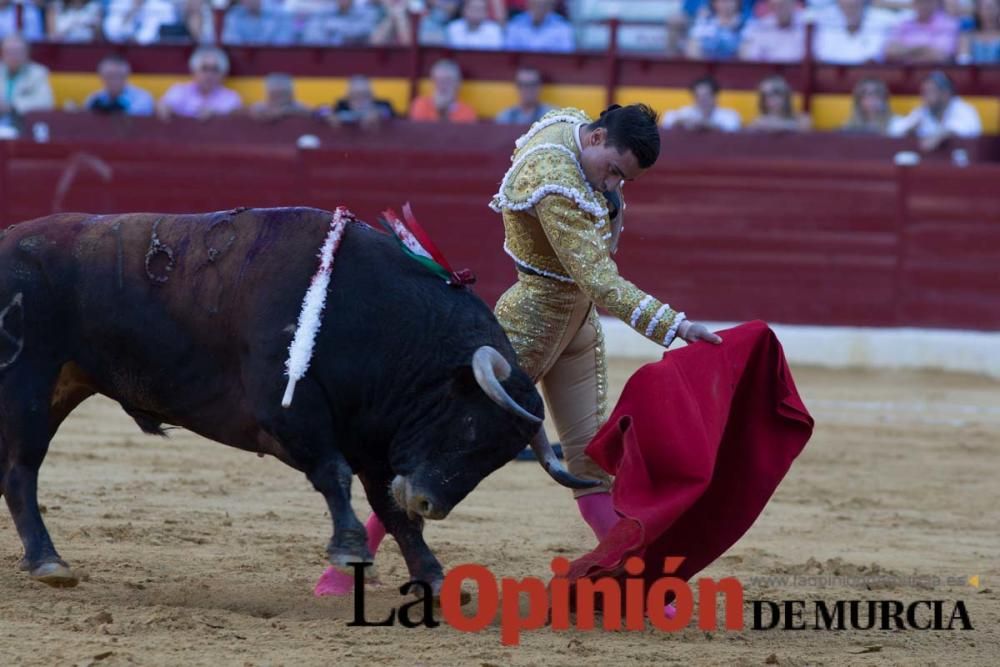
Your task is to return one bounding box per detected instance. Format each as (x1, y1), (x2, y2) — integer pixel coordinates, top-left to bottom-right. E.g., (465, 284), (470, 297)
(23, 112), (1000, 161)
(2, 120), (998, 332)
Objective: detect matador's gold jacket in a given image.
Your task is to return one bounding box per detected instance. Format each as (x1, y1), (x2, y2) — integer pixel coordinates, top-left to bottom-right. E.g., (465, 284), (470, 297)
(489, 108), (686, 347)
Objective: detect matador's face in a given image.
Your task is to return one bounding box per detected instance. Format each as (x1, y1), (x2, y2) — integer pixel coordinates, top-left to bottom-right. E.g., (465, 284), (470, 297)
(578, 127), (647, 195)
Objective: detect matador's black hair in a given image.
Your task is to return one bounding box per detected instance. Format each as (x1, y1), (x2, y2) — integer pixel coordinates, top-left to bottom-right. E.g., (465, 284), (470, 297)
(588, 103), (661, 169)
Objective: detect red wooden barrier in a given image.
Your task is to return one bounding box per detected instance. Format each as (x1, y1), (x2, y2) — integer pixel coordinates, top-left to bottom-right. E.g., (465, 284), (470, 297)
(1, 121), (998, 332)
(22, 113), (1000, 162)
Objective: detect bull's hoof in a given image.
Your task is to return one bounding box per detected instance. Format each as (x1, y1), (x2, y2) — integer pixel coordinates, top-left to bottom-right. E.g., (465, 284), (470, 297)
(328, 552), (377, 580)
(30, 561), (80, 588)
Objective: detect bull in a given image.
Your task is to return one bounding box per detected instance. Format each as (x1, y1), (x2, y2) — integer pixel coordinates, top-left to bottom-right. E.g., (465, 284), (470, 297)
(0, 207), (593, 591)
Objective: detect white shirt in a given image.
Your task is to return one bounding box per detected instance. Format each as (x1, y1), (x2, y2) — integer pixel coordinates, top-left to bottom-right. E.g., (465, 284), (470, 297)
(661, 105), (742, 132)
(740, 14), (806, 63)
(888, 97), (982, 138)
(104, 0), (179, 44)
(446, 19), (504, 50)
(813, 24), (886, 64)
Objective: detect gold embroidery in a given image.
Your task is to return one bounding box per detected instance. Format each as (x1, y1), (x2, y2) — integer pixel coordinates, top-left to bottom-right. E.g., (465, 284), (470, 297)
(492, 108), (684, 347)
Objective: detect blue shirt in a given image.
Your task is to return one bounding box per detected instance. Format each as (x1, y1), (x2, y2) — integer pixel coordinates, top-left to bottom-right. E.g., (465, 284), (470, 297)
(689, 16), (744, 60)
(495, 103), (554, 125)
(85, 85), (155, 116)
(221, 5), (294, 45)
(0, 5), (44, 41)
(504, 12), (574, 52)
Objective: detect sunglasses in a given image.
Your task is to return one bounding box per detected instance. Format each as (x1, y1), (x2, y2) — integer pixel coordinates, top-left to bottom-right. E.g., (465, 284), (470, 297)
(516, 80), (541, 87)
(198, 64), (222, 73)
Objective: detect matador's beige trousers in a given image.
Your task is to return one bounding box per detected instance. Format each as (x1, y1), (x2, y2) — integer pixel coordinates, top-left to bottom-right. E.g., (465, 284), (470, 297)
(495, 273), (612, 498)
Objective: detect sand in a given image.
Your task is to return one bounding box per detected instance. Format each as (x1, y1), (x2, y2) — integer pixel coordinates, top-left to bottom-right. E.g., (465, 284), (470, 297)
(1, 361), (998, 666)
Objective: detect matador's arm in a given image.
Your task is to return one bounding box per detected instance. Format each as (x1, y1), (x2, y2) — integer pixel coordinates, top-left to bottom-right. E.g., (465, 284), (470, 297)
(534, 193), (687, 347)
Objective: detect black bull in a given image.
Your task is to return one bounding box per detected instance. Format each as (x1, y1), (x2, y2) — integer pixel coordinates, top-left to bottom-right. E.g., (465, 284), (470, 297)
(0, 207), (593, 590)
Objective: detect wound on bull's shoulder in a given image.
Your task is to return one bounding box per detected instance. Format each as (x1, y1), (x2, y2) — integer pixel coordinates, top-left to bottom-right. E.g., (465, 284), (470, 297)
(145, 218), (175, 285)
(0, 292), (25, 371)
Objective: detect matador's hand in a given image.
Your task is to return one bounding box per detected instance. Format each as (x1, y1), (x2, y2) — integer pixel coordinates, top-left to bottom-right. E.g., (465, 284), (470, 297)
(678, 320), (722, 345)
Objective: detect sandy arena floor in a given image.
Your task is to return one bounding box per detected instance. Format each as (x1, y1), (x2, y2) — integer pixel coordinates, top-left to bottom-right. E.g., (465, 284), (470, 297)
(1, 360), (998, 666)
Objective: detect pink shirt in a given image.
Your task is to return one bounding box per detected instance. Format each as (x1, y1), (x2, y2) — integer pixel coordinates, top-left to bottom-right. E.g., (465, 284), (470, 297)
(886, 11), (959, 59)
(160, 81), (242, 117)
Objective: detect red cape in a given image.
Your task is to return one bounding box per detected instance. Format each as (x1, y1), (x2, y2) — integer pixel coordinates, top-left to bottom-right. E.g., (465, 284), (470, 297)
(566, 320), (814, 589)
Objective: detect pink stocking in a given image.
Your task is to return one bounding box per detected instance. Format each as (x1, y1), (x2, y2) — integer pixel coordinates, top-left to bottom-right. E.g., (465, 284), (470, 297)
(365, 513), (386, 555)
(576, 492), (619, 542)
(575, 495), (676, 619)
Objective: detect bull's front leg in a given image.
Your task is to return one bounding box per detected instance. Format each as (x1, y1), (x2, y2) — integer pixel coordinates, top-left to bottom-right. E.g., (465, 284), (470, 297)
(306, 450), (372, 571)
(359, 472), (443, 593)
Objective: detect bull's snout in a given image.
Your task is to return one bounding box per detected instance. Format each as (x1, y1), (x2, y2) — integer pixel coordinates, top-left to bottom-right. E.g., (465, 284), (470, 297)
(391, 475), (449, 520)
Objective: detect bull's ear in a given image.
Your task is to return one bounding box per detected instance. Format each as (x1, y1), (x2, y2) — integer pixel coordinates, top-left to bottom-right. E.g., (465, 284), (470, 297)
(450, 365), (480, 396)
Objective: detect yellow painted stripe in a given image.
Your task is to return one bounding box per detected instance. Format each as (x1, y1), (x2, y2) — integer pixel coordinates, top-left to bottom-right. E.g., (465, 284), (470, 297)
(813, 93), (1000, 133)
(48, 73), (999, 134)
(51, 73), (413, 112)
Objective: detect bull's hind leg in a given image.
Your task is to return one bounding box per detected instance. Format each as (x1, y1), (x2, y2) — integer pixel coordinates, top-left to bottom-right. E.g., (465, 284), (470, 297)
(0, 365), (78, 587)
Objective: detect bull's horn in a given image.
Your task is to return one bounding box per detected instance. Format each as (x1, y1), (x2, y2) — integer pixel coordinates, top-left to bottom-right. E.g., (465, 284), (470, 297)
(530, 429), (602, 490)
(471, 346), (541, 424)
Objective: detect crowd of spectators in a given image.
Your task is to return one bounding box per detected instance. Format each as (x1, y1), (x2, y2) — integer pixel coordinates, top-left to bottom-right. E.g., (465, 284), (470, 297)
(0, 0), (996, 64)
(655, 67), (981, 147)
(0, 0), (990, 151)
(0, 31), (985, 151)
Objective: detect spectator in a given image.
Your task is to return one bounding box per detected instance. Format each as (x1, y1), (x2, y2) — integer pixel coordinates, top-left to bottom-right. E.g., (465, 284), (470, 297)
(888, 70), (981, 150)
(945, 0), (977, 30)
(371, 0), (412, 45)
(326, 74), (395, 128)
(302, 0), (379, 45)
(409, 58), (476, 122)
(958, 0), (1000, 62)
(161, 0), (215, 43)
(495, 67), (552, 124)
(48, 0), (102, 42)
(418, 0), (462, 45)
(157, 46), (241, 120)
(747, 75), (811, 132)
(222, 0), (294, 45)
(740, 0), (805, 62)
(813, 0), (887, 64)
(447, 0), (503, 49)
(487, 0), (508, 22)
(0, 0), (44, 41)
(661, 76), (742, 132)
(841, 77), (898, 134)
(248, 73), (308, 121)
(883, 0), (959, 62)
(684, 0), (755, 20)
(0, 33), (52, 128)
(84, 54), (155, 115)
(104, 0), (179, 44)
(664, 11), (690, 57)
(504, 0), (574, 52)
(686, 0), (745, 60)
